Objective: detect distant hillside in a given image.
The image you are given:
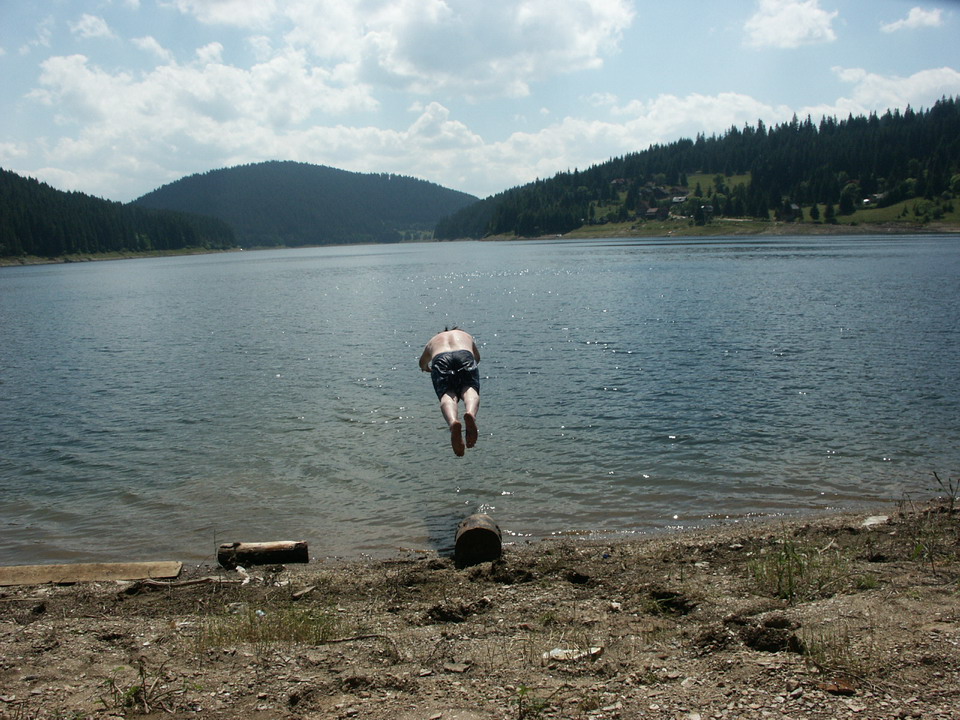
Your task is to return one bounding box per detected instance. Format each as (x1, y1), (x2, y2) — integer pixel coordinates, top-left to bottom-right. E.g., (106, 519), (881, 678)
(0, 168), (235, 258)
(134, 161), (477, 247)
(436, 96), (960, 238)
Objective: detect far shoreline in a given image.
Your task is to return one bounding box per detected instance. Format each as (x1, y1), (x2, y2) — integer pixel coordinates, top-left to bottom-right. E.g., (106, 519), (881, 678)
(3, 221), (959, 267)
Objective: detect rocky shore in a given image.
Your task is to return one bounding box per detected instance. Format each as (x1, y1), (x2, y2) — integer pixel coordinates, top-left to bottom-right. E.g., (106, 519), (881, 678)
(2, 500), (958, 720)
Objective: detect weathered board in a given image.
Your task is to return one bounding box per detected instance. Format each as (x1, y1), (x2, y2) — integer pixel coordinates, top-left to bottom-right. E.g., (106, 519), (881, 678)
(0, 561), (183, 587)
(217, 540), (309, 568)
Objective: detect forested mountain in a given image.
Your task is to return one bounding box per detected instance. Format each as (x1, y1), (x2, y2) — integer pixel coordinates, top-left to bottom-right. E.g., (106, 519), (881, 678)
(134, 161), (477, 247)
(0, 168), (235, 258)
(436, 96), (960, 238)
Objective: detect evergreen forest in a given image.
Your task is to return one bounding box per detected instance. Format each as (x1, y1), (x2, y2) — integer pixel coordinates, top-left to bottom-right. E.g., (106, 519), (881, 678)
(133, 161), (478, 247)
(435, 96), (960, 238)
(0, 168), (236, 258)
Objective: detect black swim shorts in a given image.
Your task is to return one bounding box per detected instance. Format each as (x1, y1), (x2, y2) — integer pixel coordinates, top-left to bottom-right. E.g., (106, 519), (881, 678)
(430, 350), (480, 400)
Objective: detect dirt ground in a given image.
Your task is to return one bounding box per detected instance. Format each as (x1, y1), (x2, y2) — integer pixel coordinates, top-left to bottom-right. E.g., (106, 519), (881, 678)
(2, 500), (958, 720)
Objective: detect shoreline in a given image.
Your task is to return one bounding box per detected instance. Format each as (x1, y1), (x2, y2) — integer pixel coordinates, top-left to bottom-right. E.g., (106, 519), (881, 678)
(0, 501), (907, 569)
(3, 222), (958, 267)
(2, 501), (958, 719)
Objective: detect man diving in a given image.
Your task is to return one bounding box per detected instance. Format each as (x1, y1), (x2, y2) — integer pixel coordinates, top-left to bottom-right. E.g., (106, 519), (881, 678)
(419, 327), (481, 457)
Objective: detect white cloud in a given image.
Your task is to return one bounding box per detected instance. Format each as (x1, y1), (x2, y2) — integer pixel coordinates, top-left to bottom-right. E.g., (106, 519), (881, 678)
(405, 102), (483, 150)
(799, 66), (960, 119)
(133, 36), (175, 63)
(69, 14), (116, 40)
(164, 0), (278, 28)
(881, 7), (943, 33)
(357, 0), (634, 97)
(0, 142), (29, 164)
(19, 15), (54, 55)
(744, 0), (839, 49)
(171, 0), (634, 99)
(23, 47), (381, 194)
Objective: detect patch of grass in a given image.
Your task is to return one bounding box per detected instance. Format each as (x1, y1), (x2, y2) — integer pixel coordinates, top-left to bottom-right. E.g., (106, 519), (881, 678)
(855, 573), (880, 591)
(748, 536), (849, 603)
(933, 472), (959, 515)
(801, 622), (877, 680)
(686, 172), (751, 194)
(538, 610), (560, 627)
(897, 498), (960, 574)
(196, 606), (341, 652)
(809, 196), (960, 226)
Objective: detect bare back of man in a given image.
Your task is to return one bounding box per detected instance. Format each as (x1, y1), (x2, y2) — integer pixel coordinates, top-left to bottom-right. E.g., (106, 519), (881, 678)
(419, 329), (481, 457)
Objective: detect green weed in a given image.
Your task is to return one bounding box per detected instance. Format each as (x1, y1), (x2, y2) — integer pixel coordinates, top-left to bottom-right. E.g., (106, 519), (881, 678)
(749, 536), (849, 603)
(101, 659), (183, 715)
(513, 684), (551, 720)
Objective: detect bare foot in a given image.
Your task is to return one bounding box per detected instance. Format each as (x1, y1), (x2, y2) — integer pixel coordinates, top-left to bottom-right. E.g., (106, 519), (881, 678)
(450, 421), (465, 457)
(464, 413), (478, 448)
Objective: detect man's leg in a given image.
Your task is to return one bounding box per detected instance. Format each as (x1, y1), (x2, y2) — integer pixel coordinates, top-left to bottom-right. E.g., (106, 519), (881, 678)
(439, 392), (465, 457)
(462, 387), (479, 448)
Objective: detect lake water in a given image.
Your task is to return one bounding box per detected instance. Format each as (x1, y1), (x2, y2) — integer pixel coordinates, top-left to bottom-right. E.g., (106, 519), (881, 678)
(2, 236), (959, 565)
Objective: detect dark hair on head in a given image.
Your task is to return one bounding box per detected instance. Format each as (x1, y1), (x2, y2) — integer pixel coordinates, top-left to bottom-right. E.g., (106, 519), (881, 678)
(444, 325), (460, 332)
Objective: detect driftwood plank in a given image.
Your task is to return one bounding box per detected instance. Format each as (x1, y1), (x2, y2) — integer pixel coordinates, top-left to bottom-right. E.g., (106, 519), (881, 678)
(217, 540), (309, 568)
(0, 561), (182, 587)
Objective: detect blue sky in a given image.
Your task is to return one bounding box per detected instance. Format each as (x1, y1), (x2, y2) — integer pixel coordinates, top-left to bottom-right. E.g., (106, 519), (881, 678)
(2, 1), (958, 202)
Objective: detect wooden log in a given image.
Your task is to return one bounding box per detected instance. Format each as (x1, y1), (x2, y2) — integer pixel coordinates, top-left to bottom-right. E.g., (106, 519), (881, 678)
(217, 540), (309, 569)
(0, 561), (182, 587)
(454, 514), (502, 567)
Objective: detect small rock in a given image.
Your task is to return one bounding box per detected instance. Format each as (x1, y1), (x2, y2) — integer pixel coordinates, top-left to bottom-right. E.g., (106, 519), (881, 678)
(443, 663), (470, 674)
(818, 680), (857, 696)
